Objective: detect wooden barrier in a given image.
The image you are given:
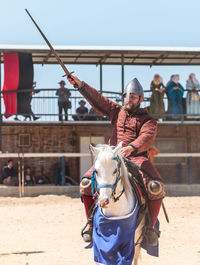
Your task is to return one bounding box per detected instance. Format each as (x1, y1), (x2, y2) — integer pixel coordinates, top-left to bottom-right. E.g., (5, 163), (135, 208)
(0, 152), (199, 197)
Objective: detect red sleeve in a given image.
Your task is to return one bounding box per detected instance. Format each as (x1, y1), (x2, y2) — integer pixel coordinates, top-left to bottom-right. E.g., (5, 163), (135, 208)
(130, 119), (157, 154)
(78, 82), (121, 121)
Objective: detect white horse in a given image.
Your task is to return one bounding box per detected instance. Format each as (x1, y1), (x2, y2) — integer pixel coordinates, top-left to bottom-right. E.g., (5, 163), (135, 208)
(90, 142), (146, 265)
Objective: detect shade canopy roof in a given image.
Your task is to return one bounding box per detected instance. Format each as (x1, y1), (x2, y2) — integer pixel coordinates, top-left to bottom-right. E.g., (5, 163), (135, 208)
(1, 45), (200, 66)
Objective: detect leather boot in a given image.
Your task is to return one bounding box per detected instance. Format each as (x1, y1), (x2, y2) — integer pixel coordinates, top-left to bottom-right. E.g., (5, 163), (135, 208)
(145, 226), (160, 246)
(82, 226), (93, 243)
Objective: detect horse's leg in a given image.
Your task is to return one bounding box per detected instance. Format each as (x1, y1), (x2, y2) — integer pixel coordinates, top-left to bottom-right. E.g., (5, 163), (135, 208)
(133, 214), (146, 265)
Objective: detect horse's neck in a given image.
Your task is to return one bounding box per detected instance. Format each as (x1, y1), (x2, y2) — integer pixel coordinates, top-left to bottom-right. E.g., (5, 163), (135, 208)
(102, 181), (135, 217)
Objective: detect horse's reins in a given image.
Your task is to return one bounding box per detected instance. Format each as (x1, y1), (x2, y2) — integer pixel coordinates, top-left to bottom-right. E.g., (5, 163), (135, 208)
(91, 155), (125, 202)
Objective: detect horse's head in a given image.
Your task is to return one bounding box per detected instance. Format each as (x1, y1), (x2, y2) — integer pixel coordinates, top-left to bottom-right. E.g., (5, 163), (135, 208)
(90, 142), (130, 208)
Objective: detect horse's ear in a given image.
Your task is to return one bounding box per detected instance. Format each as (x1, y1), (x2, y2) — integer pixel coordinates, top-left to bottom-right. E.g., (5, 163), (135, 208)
(89, 144), (98, 156)
(113, 141), (123, 156)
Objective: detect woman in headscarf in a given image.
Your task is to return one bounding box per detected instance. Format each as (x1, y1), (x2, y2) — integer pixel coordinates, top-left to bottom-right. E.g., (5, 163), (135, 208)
(186, 73), (200, 119)
(166, 74), (184, 120)
(149, 74), (166, 120)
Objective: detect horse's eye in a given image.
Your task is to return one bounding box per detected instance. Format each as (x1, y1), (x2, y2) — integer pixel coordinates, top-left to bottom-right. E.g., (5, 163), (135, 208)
(95, 169), (98, 175)
(113, 168), (117, 175)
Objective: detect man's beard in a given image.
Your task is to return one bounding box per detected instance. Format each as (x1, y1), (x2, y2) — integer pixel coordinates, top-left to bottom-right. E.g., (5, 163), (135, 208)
(124, 102), (140, 113)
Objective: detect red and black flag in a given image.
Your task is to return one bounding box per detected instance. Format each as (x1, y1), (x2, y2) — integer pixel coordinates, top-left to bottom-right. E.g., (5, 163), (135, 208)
(2, 52), (33, 118)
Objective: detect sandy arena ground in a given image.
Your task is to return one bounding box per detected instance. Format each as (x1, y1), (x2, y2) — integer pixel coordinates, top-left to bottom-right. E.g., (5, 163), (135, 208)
(0, 195), (199, 265)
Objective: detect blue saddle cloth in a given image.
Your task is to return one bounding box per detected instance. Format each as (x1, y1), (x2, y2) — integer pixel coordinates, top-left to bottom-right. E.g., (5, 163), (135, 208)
(85, 205), (160, 264)
(93, 202), (139, 265)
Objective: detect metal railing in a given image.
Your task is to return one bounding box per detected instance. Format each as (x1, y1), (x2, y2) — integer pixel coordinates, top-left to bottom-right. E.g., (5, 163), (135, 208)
(0, 88), (199, 122)
(0, 88), (122, 122)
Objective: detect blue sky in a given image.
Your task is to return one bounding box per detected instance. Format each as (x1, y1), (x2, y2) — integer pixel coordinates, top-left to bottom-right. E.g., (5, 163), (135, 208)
(1, 0), (200, 100)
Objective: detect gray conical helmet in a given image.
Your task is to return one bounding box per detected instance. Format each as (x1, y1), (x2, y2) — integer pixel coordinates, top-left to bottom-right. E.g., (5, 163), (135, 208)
(123, 78), (144, 102)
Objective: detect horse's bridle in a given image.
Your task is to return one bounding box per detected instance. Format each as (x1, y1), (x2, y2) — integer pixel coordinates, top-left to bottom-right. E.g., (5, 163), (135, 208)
(91, 155), (125, 202)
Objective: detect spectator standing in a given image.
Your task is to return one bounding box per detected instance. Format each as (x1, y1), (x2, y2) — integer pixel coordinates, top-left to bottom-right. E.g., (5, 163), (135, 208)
(149, 74), (166, 120)
(56, 80), (71, 121)
(186, 73), (200, 119)
(166, 75), (184, 120)
(24, 82), (40, 121)
(2, 160), (18, 186)
(72, 100), (88, 120)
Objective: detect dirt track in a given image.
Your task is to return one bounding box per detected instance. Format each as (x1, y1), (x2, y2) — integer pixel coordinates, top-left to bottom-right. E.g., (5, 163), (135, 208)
(0, 195), (199, 265)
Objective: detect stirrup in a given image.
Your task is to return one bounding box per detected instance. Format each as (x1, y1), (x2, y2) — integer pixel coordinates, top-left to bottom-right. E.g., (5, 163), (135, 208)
(82, 227), (93, 243)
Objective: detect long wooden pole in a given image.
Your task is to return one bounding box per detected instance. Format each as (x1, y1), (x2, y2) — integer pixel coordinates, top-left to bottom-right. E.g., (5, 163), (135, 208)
(21, 148), (25, 197)
(18, 153), (22, 197)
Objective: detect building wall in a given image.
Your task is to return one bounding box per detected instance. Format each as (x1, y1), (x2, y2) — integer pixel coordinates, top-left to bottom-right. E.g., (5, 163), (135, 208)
(1, 123), (111, 184)
(1, 122), (200, 184)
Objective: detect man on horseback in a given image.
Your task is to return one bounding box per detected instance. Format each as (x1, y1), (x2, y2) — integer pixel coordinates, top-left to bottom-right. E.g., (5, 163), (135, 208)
(67, 75), (165, 246)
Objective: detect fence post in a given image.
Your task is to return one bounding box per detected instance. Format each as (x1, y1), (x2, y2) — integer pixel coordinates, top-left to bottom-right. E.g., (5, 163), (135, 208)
(61, 156), (66, 186)
(121, 54), (124, 94)
(0, 53), (2, 151)
(54, 162), (59, 185)
(177, 163), (182, 183)
(188, 156), (192, 184)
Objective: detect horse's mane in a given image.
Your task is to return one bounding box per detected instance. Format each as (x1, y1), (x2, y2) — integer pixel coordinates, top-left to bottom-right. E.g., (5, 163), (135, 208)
(94, 144), (132, 197)
(118, 154), (133, 197)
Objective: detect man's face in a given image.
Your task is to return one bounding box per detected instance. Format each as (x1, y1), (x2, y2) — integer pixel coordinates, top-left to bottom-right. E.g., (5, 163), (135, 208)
(60, 83), (65, 88)
(8, 161), (13, 168)
(124, 93), (141, 111)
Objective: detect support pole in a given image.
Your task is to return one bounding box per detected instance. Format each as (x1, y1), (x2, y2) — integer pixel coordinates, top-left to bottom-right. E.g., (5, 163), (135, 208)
(54, 163), (59, 185)
(18, 153), (22, 197)
(100, 64), (103, 94)
(188, 156), (192, 184)
(177, 163), (182, 183)
(0, 53), (2, 151)
(21, 149), (25, 197)
(61, 156), (66, 186)
(121, 54), (124, 94)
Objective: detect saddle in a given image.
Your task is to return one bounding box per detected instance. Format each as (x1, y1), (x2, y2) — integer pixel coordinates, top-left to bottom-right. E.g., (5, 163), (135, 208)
(124, 158), (154, 231)
(124, 159), (147, 206)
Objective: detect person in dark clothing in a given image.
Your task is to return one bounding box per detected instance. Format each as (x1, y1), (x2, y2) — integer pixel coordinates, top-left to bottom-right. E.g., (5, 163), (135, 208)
(72, 100), (88, 120)
(166, 75), (184, 120)
(24, 167), (36, 186)
(2, 160), (18, 186)
(24, 92), (40, 121)
(87, 107), (105, 120)
(56, 80), (71, 121)
(23, 82), (40, 121)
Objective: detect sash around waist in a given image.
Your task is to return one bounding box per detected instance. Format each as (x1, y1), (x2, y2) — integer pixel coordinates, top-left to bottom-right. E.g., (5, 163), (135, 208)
(131, 151), (148, 158)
